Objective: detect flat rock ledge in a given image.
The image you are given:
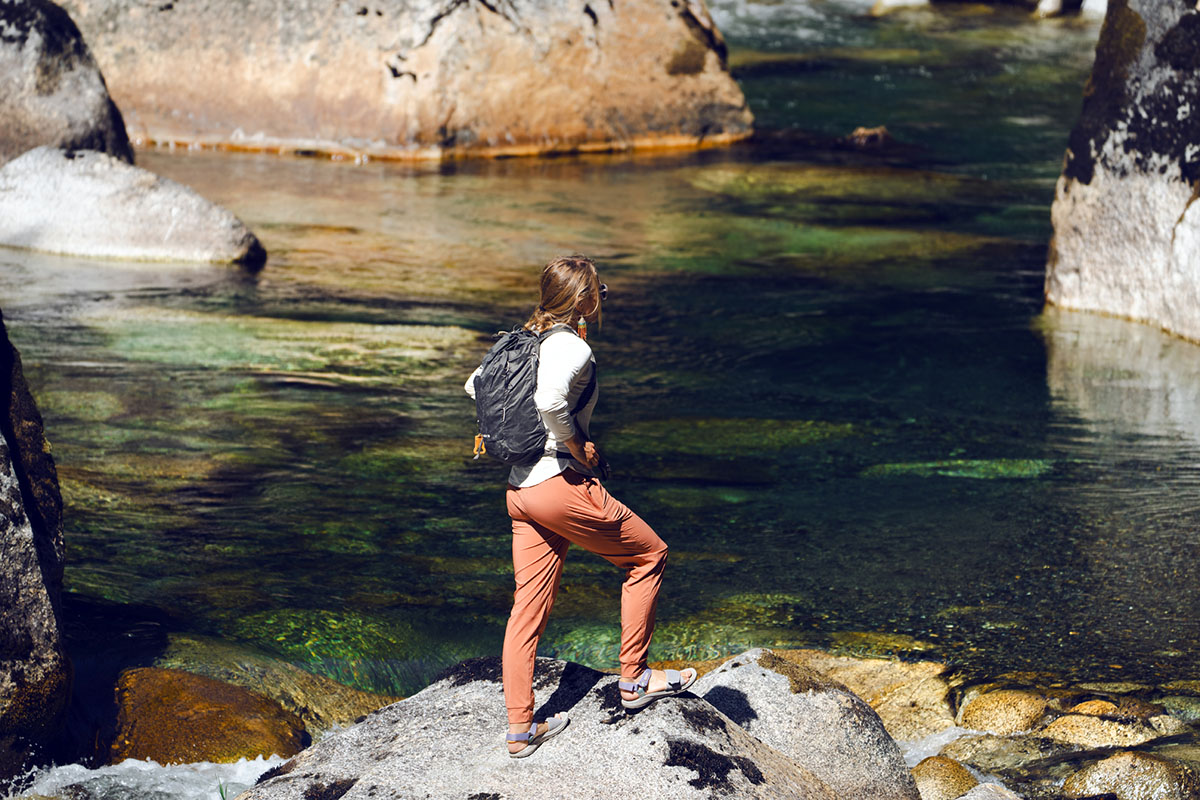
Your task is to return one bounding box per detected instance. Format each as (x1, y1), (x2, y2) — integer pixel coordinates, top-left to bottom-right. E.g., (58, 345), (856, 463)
(0, 146), (265, 266)
(235, 654), (882, 800)
(56, 0), (753, 161)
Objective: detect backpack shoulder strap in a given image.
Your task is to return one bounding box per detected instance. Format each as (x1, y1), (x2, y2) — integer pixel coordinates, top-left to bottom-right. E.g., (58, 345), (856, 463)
(534, 323), (595, 415)
(537, 323), (571, 342)
(570, 361), (597, 416)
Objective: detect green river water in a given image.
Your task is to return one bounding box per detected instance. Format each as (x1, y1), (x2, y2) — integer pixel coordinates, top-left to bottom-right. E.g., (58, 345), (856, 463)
(7, 2), (1197, 704)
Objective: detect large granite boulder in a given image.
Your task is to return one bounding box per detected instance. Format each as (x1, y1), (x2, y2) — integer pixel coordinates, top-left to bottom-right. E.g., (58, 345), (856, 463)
(1045, 0), (1200, 341)
(0, 0), (132, 166)
(694, 648), (920, 800)
(0, 146), (266, 267)
(237, 656), (838, 800)
(55, 0), (752, 160)
(0, 309), (70, 784)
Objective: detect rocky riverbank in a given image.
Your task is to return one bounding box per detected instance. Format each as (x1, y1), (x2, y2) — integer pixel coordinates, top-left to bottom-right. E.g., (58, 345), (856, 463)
(11, 638), (1200, 799)
(218, 646), (1200, 800)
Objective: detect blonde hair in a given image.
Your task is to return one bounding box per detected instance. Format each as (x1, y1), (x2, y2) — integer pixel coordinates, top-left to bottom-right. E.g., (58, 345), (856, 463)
(525, 255), (602, 333)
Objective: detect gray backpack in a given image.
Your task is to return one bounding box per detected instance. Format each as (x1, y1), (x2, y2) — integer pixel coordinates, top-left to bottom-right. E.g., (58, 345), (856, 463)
(472, 325), (595, 466)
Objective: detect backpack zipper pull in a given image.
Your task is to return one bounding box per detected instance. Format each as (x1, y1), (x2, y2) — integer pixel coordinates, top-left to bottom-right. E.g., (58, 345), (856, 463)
(473, 434), (486, 460)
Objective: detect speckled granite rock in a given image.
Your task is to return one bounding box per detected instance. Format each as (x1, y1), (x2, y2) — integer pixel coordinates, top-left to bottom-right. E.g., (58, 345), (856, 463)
(912, 755), (978, 800)
(771, 649), (955, 741)
(958, 784), (1023, 800)
(0, 309), (69, 783)
(56, 0), (753, 160)
(1045, 0), (1200, 342)
(1062, 751), (1200, 799)
(961, 690), (1048, 736)
(1042, 713), (1163, 748)
(0, 0), (132, 166)
(0, 146), (265, 266)
(236, 656), (837, 800)
(695, 648), (920, 800)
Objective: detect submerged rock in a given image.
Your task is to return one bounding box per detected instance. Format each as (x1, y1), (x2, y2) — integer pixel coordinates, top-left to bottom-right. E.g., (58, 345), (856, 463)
(958, 785), (1023, 800)
(110, 667), (309, 765)
(695, 648), (920, 800)
(960, 690), (1048, 736)
(236, 656), (837, 800)
(0, 309), (70, 784)
(940, 733), (1076, 775)
(868, 0), (1105, 16)
(912, 755), (978, 800)
(1067, 698), (1119, 716)
(1041, 713), (1163, 749)
(0, 0), (132, 166)
(844, 125), (894, 149)
(1045, 0), (1200, 342)
(0, 146), (265, 266)
(1061, 751), (1200, 799)
(55, 0), (753, 160)
(154, 634), (398, 737)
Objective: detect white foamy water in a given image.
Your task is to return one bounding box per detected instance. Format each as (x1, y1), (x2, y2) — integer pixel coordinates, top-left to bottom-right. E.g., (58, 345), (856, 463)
(900, 727), (1019, 795)
(9, 755), (283, 800)
(899, 726), (980, 767)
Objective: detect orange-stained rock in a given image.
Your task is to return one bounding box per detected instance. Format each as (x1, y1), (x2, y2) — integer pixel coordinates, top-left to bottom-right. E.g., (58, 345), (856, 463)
(110, 667), (309, 765)
(961, 690), (1047, 735)
(56, 0), (753, 160)
(1068, 699), (1118, 716)
(845, 126), (894, 149)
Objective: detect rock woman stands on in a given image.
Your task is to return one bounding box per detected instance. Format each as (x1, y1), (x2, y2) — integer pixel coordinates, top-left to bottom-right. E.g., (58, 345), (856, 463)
(465, 255), (697, 757)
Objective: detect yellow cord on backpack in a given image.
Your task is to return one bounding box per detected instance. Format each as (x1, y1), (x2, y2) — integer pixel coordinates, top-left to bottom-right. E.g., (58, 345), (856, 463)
(473, 434), (486, 460)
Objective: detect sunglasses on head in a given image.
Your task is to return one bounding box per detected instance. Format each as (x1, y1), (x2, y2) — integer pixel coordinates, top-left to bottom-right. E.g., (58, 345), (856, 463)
(599, 283), (607, 301)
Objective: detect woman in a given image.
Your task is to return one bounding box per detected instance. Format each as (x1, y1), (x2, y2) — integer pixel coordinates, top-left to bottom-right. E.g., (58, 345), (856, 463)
(465, 255), (697, 758)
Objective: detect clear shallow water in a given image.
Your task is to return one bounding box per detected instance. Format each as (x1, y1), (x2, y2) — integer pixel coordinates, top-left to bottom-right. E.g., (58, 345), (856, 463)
(11, 0), (1194, 726)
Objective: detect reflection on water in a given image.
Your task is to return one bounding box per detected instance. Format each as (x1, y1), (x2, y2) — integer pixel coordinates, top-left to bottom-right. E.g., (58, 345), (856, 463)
(8, 1), (1189, 707)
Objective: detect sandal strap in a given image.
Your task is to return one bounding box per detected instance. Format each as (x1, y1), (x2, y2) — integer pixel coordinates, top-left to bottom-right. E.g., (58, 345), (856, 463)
(617, 668), (652, 693)
(506, 722), (537, 743)
(664, 668), (681, 689)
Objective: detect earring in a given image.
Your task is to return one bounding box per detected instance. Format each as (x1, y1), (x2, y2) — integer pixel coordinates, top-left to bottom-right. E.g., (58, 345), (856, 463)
(576, 317), (587, 341)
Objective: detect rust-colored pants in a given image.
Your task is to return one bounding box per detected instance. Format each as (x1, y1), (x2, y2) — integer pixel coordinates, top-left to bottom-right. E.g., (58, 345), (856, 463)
(503, 469), (669, 725)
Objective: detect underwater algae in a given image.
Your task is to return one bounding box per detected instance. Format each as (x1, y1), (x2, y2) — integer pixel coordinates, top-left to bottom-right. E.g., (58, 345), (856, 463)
(860, 458), (1054, 479)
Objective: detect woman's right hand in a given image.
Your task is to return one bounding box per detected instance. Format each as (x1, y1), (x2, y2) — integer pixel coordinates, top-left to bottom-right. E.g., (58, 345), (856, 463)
(567, 435), (601, 468)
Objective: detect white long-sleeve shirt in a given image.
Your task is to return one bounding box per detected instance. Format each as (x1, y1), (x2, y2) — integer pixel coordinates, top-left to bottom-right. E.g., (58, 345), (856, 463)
(465, 328), (598, 487)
